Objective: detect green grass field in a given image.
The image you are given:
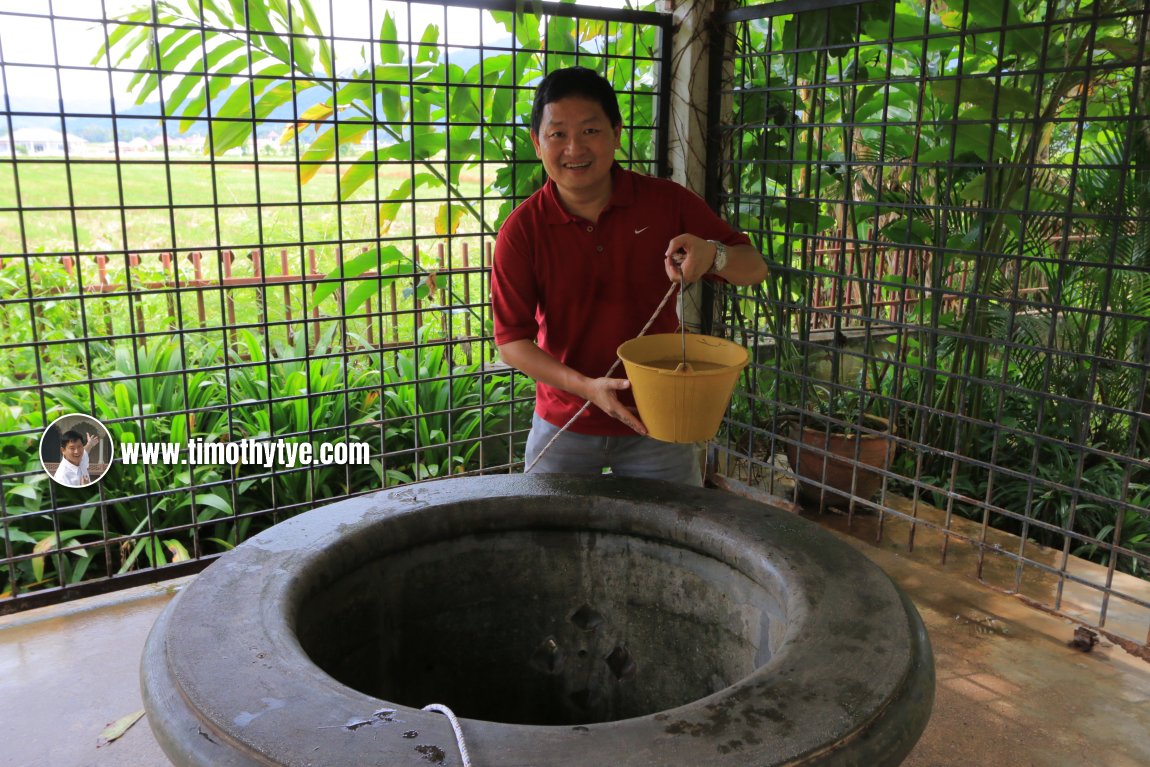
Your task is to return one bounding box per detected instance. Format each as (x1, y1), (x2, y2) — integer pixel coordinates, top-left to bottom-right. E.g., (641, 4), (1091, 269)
(0, 157), (494, 257)
(0, 157), (506, 383)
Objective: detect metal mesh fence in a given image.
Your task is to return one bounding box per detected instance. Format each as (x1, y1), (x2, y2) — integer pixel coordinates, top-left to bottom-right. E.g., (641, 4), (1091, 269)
(0, 0), (670, 611)
(709, 0), (1150, 650)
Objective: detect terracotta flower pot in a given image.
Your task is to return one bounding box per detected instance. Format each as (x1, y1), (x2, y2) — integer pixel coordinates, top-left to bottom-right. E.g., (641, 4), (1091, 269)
(785, 416), (896, 509)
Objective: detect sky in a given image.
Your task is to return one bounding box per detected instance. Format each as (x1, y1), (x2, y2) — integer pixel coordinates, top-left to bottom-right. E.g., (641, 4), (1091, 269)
(0, 0), (640, 113)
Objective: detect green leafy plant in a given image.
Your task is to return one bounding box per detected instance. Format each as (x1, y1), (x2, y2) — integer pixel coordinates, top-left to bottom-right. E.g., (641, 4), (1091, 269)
(377, 329), (533, 484)
(774, 339), (898, 435)
(45, 337), (235, 577)
(1081, 480), (1150, 577)
(98, 0), (660, 236)
(722, 0), (1149, 550)
(225, 326), (380, 511)
(0, 401), (53, 597)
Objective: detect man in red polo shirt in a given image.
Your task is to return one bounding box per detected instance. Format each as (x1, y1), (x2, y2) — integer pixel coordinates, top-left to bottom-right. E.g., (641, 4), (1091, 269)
(492, 66), (768, 485)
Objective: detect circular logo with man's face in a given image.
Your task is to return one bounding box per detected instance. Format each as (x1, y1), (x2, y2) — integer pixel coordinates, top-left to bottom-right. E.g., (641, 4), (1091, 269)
(40, 414), (114, 488)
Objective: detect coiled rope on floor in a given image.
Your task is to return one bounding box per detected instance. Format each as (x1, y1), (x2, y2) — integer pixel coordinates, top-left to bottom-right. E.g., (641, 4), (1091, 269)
(422, 703), (472, 767)
(523, 280), (683, 474)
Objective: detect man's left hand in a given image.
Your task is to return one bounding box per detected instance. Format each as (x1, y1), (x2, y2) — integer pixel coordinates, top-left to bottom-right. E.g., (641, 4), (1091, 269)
(664, 234), (718, 284)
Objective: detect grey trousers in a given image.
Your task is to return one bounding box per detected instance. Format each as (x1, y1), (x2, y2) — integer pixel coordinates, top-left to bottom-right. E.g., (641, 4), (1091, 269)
(523, 413), (703, 486)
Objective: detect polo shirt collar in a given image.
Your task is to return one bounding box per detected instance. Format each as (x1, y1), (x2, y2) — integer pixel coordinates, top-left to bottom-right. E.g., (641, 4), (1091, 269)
(541, 163), (636, 225)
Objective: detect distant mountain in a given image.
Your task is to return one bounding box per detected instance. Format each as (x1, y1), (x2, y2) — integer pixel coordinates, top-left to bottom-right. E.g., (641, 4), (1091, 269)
(4, 85), (325, 143)
(2, 44), (493, 143)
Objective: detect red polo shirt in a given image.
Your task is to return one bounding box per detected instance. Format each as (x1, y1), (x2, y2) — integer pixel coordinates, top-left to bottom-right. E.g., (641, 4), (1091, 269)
(492, 165), (751, 435)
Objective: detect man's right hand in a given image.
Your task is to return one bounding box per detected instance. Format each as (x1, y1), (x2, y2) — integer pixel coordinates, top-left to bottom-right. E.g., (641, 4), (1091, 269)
(497, 339), (649, 435)
(582, 377), (648, 436)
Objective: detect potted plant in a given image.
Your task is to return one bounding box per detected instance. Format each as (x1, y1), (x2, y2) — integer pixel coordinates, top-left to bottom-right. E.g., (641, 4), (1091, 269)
(782, 350), (898, 510)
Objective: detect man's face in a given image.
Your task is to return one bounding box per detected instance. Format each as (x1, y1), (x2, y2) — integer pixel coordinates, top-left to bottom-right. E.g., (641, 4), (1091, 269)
(531, 96), (622, 199)
(61, 438), (83, 466)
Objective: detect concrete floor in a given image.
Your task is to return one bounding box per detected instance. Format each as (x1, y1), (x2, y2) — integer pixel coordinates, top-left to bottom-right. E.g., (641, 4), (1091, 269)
(2, 512), (1149, 767)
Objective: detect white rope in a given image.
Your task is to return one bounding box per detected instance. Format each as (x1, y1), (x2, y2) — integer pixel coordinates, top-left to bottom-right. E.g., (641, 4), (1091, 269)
(523, 280), (683, 474)
(422, 703), (472, 767)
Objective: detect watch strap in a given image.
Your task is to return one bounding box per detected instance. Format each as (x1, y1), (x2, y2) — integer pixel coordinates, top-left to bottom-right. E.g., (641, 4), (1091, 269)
(707, 240), (728, 274)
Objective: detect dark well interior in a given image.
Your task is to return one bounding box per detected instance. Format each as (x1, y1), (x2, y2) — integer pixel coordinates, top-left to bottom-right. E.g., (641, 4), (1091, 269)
(294, 530), (787, 726)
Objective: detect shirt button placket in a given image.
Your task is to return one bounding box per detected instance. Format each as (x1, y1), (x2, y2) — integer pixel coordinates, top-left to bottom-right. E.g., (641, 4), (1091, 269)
(583, 222), (604, 254)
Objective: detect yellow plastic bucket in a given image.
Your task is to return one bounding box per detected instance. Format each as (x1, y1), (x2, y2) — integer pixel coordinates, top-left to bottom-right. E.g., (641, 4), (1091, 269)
(617, 333), (749, 443)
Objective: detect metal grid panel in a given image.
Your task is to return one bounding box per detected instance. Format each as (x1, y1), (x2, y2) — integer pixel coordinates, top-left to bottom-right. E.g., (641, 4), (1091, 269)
(709, 0), (1150, 650)
(0, 0), (670, 611)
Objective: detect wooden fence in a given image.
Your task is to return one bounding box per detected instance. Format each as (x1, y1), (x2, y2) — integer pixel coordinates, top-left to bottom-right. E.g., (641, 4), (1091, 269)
(2, 241), (495, 358)
(803, 237), (1064, 330)
(4, 234), (1070, 350)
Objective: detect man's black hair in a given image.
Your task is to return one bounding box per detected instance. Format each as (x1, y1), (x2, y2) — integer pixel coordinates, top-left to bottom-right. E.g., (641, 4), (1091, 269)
(60, 429), (84, 446)
(530, 66), (623, 135)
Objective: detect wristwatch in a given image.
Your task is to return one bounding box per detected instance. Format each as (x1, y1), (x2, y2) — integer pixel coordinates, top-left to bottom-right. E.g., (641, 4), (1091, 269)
(707, 240), (728, 274)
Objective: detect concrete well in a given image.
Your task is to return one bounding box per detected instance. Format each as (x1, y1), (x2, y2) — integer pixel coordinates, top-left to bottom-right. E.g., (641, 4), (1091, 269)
(141, 474), (934, 766)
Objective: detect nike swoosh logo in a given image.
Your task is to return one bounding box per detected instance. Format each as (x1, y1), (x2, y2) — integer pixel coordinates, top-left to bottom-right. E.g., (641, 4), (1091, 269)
(634, 227), (649, 234)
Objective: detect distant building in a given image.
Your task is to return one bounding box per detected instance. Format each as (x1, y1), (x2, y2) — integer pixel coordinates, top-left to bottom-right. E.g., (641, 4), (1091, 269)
(0, 127), (88, 156)
(170, 134), (205, 152)
(131, 134), (205, 153)
(121, 136), (152, 152)
(255, 130), (284, 156)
